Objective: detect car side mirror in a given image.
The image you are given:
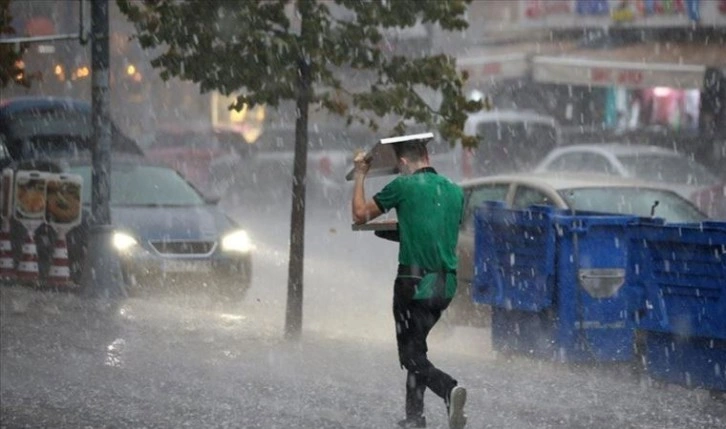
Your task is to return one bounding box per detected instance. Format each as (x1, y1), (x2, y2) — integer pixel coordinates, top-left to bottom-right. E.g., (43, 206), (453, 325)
(204, 194), (221, 205)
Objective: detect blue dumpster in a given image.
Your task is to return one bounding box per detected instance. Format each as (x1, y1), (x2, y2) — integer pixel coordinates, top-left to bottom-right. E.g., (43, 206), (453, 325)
(630, 220), (726, 391)
(473, 203), (643, 362)
(473, 202), (559, 359)
(473, 202), (556, 312)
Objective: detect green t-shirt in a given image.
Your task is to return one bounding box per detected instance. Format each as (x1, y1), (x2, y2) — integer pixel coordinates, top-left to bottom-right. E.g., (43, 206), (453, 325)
(373, 167), (464, 299)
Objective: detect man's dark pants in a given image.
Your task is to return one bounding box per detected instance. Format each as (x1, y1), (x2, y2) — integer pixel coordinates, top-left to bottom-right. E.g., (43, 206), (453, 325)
(393, 271), (457, 420)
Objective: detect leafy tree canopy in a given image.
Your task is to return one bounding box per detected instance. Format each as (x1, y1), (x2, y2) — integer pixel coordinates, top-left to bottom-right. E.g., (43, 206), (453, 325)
(118, 0), (482, 146)
(0, 0), (29, 88)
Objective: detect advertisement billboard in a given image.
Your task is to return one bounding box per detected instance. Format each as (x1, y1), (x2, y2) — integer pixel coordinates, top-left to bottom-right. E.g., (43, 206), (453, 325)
(518, 0), (726, 28)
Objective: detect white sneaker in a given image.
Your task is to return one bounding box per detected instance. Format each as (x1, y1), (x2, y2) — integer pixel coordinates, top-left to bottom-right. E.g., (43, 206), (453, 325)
(447, 386), (467, 429)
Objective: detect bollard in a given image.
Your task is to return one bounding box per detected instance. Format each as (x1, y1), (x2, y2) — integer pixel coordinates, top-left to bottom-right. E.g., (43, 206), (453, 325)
(47, 235), (72, 287)
(0, 169), (14, 281)
(15, 228), (39, 284)
(0, 228), (14, 280)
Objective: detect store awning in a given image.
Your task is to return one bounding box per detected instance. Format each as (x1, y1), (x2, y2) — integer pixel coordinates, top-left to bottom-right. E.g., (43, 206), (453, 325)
(456, 41), (577, 86)
(531, 42), (726, 89)
(458, 52), (529, 82)
(532, 56), (706, 88)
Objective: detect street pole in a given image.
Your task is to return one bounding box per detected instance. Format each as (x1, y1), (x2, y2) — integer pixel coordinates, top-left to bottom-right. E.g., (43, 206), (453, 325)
(81, 0), (126, 299)
(284, 0), (311, 340)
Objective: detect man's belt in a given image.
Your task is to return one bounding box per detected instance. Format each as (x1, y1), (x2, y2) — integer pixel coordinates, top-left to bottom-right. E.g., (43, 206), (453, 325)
(397, 264), (456, 278)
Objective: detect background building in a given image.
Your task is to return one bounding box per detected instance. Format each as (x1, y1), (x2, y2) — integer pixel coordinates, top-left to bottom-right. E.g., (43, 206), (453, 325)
(3, 0), (724, 171)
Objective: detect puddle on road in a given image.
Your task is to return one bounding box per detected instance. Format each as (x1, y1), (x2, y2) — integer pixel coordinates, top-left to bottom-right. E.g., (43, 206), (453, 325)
(104, 337), (127, 368)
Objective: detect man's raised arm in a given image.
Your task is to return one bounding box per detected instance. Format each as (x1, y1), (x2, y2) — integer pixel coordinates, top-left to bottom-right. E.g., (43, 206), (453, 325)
(351, 151), (382, 225)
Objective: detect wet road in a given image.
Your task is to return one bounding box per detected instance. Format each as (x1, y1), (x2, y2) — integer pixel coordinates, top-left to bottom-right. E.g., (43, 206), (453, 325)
(1, 193), (725, 428)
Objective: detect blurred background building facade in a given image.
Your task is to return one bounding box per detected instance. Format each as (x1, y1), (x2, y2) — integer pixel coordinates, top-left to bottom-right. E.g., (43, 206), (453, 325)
(3, 0), (725, 165)
(451, 0), (726, 138)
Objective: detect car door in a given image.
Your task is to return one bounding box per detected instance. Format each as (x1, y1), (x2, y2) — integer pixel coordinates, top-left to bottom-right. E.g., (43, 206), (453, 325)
(457, 182), (511, 293)
(511, 184), (560, 210)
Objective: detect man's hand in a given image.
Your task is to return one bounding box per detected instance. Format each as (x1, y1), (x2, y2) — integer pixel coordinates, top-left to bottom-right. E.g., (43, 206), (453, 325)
(351, 149), (381, 224)
(353, 150), (371, 177)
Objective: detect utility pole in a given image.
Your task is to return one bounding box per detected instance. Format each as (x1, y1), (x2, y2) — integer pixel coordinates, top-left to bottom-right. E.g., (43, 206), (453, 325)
(81, 0), (126, 299)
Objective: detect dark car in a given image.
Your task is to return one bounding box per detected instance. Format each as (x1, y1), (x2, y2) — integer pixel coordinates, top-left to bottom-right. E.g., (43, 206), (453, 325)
(7, 155), (254, 302)
(0, 96), (144, 170)
(66, 157), (253, 300)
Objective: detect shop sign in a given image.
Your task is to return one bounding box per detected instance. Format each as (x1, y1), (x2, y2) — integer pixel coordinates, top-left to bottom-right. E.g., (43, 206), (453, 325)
(591, 68), (645, 85)
(457, 53), (528, 84)
(518, 0), (725, 27)
(532, 56), (706, 89)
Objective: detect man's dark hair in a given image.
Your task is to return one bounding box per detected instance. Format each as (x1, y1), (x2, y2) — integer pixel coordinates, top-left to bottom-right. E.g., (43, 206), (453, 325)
(394, 141), (428, 162)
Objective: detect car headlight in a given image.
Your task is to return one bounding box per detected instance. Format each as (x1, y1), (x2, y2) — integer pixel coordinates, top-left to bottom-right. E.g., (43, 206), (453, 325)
(222, 230), (253, 253)
(113, 232), (138, 251)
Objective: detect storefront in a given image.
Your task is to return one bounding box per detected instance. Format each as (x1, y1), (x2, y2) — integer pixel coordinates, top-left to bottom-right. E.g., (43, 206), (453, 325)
(455, 40), (580, 112)
(457, 0), (726, 133)
(530, 41), (726, 132)
(516, 0), (716, 29)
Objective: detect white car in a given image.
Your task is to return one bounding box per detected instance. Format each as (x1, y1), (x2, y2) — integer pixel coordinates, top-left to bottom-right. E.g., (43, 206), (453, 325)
(534, 143), (725, 218)
(447, 172), (708, 327)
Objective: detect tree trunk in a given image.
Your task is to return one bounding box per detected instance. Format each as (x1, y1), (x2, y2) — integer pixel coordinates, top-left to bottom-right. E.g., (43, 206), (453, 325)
(284, 0), (312, 340)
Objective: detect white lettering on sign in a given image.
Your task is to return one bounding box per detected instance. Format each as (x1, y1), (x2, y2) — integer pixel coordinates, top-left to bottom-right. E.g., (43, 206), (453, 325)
(37, 45), (55, 54)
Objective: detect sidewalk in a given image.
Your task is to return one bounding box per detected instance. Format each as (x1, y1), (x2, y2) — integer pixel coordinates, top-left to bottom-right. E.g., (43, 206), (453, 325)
(1, 284), (725, 429)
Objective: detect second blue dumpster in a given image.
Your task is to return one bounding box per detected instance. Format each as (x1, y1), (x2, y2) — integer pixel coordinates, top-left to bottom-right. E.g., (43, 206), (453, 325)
(630, 220), (726, 391)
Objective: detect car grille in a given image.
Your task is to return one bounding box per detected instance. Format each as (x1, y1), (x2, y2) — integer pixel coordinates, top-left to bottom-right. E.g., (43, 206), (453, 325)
(149, 240), (216, 256)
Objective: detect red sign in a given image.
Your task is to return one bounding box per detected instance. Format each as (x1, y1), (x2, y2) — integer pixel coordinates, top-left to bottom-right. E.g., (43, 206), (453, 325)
(525, 0), (571, 18)
(617, 70), (643, 85)
(591, 68), (612, 82)
(590, 68), (643, 85)
(481, 63), (502, 76)
(24, 17), (55, 37)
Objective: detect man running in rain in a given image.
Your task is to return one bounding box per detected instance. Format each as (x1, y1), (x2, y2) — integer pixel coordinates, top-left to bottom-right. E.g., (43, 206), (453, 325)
(351, 137), (467, 429)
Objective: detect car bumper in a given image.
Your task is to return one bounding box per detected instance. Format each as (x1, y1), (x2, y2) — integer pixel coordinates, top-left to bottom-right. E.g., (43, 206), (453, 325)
(118, 247), (252, 288)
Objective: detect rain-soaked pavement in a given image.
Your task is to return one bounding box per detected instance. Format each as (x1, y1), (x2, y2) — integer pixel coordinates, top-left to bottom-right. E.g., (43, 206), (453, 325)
(1, 194), (725, 429)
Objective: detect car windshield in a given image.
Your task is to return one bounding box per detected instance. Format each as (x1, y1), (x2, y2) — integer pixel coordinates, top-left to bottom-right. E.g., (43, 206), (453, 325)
(70, 165), (205, 207)
(617, 154), (718, 186)
(558, 187), (707, 223)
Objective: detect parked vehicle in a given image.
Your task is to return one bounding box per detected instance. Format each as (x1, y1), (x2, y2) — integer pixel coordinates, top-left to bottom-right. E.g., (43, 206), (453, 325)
(143, 123), (254, 196)
(6, 155), (254, 302)
(64, 156), (254, 301)
(431, 109), (561, 183)
(534, 143), (726, 219)
(447, 172), (708, 328)
(0, 96), (144, 170)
